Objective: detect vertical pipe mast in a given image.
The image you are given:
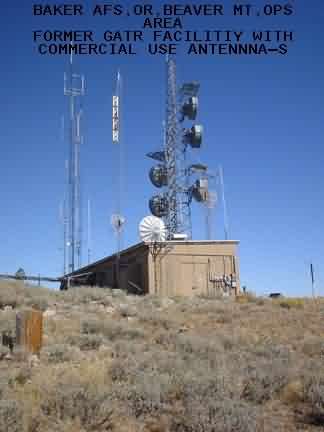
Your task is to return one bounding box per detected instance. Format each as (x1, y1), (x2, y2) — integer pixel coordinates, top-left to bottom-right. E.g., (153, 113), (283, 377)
(64, 53), (85, 272)
(219, 165), (229, 240)
(87, 199), (91, 264)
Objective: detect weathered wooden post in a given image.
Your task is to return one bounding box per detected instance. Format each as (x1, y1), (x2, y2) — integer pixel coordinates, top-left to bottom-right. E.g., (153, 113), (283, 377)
(16, 309), (43, 355)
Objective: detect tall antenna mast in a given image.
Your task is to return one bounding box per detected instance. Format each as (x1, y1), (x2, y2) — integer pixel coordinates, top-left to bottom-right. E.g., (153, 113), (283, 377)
(64, 52), (85, 272)
(59, 200), (66, 275)
(87, 199), (91, 264)
(111, 70), (126, 253)
(60, 116), (69, 275)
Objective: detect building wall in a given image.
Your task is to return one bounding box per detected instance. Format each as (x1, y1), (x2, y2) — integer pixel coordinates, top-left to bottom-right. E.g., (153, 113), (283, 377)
(68, 244), (149, 294)
(148, 242), (239, 297)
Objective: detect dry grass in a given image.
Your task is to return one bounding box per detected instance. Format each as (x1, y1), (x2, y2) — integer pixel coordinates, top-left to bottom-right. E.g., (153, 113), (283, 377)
(0, 280), (323, 431)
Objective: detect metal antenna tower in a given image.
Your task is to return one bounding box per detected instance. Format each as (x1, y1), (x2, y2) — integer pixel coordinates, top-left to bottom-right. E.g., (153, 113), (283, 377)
(64, 53), (85, 272)
(164, 57), (178, 236)
(60, 116), (69, 275)
(111, 70), (126, 252)
(165, 57), (192, 237)
(61, 160), (69, 274)
(59, 200), (67, 275)
(147, 57), (203, 240)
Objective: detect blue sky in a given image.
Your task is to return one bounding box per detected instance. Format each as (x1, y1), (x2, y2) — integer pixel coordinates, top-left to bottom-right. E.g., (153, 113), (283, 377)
(1, 1), (323, 296)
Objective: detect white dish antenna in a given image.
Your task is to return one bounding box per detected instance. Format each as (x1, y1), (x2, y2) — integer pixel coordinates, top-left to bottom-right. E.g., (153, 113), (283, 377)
(139, 216), (167, 243)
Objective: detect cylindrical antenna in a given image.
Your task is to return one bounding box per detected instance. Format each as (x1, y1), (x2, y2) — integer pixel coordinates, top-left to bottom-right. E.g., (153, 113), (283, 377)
(219, 165), (229, 240)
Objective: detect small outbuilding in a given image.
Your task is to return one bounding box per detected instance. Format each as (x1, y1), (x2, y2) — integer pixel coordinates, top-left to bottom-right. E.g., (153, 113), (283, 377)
(61, 240), (240, 297)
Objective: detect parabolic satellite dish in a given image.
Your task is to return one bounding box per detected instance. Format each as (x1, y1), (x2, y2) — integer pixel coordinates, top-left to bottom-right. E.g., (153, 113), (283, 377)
(139, 216), (167, 243)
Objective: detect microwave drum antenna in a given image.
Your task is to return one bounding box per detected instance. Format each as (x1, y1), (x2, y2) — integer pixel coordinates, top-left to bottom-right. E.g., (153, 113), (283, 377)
(192, 178), (209, 202)
(183, 125), (203, 148)
(149, 195), (168, 218)
(149, 165), (168, 188)
(181, 96), (198, 120)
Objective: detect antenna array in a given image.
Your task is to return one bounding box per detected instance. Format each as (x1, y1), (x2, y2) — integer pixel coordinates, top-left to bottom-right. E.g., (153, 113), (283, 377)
(147, 57), (205, 239)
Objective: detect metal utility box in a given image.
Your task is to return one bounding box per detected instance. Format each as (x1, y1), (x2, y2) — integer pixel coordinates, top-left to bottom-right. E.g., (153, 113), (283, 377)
(63, 240), (240, 297)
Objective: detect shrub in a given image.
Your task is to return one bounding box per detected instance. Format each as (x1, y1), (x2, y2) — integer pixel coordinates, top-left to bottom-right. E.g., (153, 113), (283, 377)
(103, 321), (145, 341)
(242, 359), (291, 404)
(39, 382), (113, 430)
(81, 318), (103, 335)
(0, 400), (22, 432)
(172, 398), (258, 432)
(236, 292), (258, 304)
(281, 380), (303, 404)
(23, 285), (58, 311)
(137, 310), (175, 330)
(0, 346), (10, 360)
(278, 298), (304, 309)
(0, 281), (24, 309)
(77, 334), (103, 351)
(0, 311), (16, 334)
(0, 377), (9, 399)
(41, 344), (80, 363)
(13, 365), (32, 385)
(118, 304), (137, 318)
(304, 376), (324, 425)
(122, 371), (172, 418)
(24, 297), (49, 312)
(301, 336), (324, 358)
(62, 286), (112, 305)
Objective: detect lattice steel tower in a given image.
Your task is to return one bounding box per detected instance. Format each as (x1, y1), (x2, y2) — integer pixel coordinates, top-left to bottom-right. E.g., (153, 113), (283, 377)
(64, 54), (85, 272)
(147, 57), (203, 239)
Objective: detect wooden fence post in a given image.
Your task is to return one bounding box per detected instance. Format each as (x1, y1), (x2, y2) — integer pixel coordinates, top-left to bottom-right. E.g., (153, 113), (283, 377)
(16, 309), (43, 355)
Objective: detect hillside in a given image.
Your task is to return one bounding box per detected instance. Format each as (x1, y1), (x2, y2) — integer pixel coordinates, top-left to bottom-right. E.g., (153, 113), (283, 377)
(0, 280), (323, 431)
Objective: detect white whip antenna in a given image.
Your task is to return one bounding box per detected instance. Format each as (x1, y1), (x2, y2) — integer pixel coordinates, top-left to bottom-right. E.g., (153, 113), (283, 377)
(87, 199), (91, 264)
(219, 165), (229, 240)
